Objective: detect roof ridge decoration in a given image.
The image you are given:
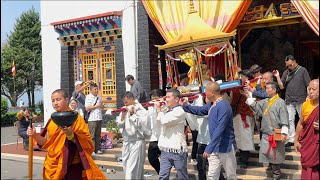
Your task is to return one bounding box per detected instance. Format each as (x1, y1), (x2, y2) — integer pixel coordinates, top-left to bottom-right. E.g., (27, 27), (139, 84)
(52, 11), (122, 37)
(51, 11), (123, 46)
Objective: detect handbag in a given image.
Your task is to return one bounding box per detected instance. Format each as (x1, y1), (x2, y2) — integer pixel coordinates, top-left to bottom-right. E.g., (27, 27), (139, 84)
(85, 97), (99, 123)
(266, 112), (282, 141)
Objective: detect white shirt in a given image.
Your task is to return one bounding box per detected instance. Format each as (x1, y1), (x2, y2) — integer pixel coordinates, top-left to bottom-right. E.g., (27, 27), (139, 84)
(85, 93), (103, 121)
(157, 106), (188, 153)
(148, 106), (161, 142)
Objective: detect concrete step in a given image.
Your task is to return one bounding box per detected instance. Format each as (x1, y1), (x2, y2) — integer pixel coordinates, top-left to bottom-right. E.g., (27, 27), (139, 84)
(94, 158), (300, 180)
(100, 146), (301, 161)
(93, 153), (301, 173)
(94, 160), (199, 179)
(246, 157), (301, 170)
(235, 166), (301, 179)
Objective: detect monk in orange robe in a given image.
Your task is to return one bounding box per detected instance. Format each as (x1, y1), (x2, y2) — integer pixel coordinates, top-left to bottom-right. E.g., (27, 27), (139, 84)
(27, 89), (107, 180)
(294, 79), (319, 180)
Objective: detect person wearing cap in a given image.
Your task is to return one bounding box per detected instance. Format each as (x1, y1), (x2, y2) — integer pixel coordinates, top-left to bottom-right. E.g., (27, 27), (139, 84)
(274, 55), (311, 147)
(72, 80), (92, 120)
(230, 69), (255, 169)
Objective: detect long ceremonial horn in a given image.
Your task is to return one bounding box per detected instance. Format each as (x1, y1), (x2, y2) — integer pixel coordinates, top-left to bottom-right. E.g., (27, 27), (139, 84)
(28, 118), (33, 180)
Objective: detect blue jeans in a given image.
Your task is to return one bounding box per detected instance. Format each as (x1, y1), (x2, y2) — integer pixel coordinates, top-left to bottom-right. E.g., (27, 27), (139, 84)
(19, 129), (29, 149)
(159, 150), (188, 180)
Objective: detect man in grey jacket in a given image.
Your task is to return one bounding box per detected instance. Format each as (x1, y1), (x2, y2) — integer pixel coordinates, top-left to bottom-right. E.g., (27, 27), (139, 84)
(125, 75), (148, 103)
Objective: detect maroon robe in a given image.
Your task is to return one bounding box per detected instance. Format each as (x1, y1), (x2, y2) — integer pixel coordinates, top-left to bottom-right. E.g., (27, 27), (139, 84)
(299, 105), (319, 180)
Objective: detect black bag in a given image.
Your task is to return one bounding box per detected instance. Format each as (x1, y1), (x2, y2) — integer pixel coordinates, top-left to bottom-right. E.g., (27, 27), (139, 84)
(85, 97), (98, 123)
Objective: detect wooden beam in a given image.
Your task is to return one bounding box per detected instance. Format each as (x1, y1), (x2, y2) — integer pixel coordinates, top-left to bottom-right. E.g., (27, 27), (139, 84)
(238, 15), (304, 30)
(239, 28), (252, 44)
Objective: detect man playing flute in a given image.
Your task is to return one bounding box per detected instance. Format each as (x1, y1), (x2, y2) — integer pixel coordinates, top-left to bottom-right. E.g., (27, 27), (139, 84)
(116, 91), (150, 179)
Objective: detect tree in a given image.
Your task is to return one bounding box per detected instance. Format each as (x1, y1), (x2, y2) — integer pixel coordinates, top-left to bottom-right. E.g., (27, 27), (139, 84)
(1, 7), (42, 108)
(1, 97), (8, 116)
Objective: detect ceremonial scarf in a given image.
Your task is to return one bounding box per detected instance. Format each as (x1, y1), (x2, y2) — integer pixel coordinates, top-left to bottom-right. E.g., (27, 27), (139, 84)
(264, 94), (279, 115)
(302, 99), (316, 121)
(299, 105), (319, 167)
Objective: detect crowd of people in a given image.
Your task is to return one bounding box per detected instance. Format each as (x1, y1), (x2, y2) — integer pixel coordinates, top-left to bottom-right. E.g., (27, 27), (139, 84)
(23, 55), (318, 180)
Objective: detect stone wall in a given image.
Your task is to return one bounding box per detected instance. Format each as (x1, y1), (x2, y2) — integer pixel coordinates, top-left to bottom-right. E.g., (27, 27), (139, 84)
(114, 38), (126, 108)
(60, 46), (75, 97)
(137, 1), (165, 95)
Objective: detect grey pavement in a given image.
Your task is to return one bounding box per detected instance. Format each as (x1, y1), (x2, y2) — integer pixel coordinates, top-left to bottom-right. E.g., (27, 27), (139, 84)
(1, 123), (43, 145)
(1, 125), (169, 179)
(1, 155), (163, 180)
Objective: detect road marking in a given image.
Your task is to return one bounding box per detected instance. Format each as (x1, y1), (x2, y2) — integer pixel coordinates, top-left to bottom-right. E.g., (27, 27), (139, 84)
(1, 142), (22, 146)
(1, 153), (45, 160)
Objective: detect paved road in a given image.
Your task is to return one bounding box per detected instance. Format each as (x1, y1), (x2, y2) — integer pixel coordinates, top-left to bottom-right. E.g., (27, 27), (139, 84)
(1, 155), (163, 180)
(1, 123), (43, 145)
(1, 125), (165, 180)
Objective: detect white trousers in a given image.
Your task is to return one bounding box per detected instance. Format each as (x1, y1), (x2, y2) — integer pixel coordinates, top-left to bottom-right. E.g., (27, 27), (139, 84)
(207, 145), (237, 180)
(287, 103), (302, 143)
(122, 140), (146, 180)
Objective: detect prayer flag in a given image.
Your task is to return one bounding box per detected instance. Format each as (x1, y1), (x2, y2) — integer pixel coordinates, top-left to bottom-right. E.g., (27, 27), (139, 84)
(12, 61), (16, 76)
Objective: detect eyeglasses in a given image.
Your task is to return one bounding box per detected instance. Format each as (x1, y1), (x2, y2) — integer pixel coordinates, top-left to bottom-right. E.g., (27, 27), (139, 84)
(286, 64), (294, 68)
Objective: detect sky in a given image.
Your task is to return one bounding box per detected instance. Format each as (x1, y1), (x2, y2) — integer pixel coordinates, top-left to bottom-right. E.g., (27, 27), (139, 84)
(1, 0), (42, 106)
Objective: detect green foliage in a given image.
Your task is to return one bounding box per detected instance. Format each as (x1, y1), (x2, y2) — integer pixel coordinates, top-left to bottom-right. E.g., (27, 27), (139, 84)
(35, 100), (44, 115)
(1, 7), (42, 107)
(106, 119), (122, 140)
(1, 97), (9, 116)
(1, 112), (17, 127)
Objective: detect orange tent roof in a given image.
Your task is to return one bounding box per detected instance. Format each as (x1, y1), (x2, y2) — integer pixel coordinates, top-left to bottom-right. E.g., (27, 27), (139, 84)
(156, 9), (236, 51)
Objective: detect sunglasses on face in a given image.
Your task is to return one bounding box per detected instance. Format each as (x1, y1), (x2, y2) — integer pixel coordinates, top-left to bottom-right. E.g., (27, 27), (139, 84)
(286, 64), (294, 68)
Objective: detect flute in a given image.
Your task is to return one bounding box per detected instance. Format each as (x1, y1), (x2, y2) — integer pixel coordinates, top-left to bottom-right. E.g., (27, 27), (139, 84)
(110, 101), (167, 115)
(110, 94), (200, 115)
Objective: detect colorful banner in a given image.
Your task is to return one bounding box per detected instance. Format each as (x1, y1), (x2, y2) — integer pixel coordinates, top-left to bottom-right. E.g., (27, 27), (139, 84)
(291, 0), (319, 36)
(12, 61), (16, 76)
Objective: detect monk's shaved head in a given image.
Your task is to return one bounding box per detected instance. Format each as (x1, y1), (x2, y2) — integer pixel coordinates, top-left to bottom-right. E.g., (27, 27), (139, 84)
(310, 79), (319, 86)
(207, 82), (220, 94)
(308, 79), (319, 101)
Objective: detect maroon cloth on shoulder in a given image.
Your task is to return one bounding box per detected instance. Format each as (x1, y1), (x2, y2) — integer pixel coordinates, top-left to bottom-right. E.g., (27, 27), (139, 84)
(299, 105), (319, 167)
(60, 135), (90, 178)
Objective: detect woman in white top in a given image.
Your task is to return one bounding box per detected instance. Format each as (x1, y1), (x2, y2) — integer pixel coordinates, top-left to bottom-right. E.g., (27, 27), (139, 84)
(69, 98), (84, 118)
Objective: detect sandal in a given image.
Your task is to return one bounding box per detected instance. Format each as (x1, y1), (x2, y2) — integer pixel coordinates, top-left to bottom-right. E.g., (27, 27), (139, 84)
(106, 168), (116, 174)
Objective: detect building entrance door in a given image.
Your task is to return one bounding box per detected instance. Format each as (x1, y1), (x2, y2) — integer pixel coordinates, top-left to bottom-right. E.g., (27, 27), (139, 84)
(81, 50), (117, 109)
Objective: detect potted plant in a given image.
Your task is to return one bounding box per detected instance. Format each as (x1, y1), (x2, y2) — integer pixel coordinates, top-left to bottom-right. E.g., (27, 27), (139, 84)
(105, 119), (122, 144)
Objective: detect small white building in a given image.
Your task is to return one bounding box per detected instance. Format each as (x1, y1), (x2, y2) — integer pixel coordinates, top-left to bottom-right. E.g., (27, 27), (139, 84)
(40, 1), (163, 123)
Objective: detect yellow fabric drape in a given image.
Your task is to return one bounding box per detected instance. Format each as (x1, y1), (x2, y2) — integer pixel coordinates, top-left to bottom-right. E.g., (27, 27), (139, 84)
(291, 0), (319, 36)
(142, 0), (251, 43)
(141, 0), (189, 42)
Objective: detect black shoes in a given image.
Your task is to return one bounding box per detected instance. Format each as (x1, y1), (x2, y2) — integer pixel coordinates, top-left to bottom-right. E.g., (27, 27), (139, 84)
(239, 162), (248, 169)
(285, 142), (294, 147)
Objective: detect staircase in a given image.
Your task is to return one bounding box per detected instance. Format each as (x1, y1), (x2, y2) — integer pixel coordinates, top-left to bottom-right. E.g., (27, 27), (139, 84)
(93, 134), (301, 179)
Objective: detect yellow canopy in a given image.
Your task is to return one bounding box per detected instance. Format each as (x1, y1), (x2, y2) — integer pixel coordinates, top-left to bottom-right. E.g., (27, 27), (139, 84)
(156, 8), (236, 51)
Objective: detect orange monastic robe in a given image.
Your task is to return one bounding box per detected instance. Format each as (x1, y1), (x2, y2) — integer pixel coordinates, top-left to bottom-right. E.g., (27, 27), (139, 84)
(41, 114), (106, 180)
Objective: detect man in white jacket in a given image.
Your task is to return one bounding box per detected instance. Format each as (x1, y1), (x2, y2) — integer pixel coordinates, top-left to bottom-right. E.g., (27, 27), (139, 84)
(147, 89), (164, 175)
(155, 88), (188, 180)
(116, 91), (149, 180)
